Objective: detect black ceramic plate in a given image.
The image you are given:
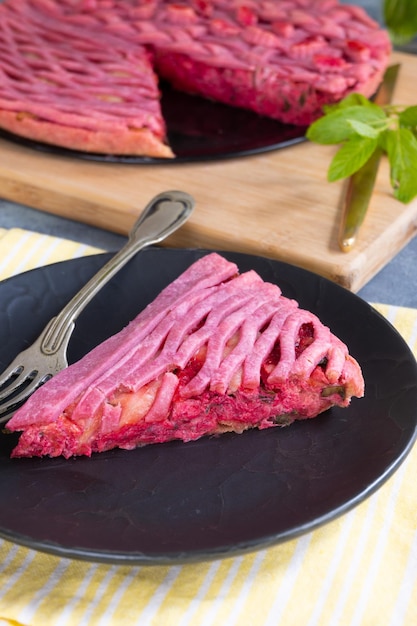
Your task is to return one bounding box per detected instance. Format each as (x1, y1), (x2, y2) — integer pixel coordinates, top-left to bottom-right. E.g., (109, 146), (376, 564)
(0, 83), (306, 163)
(0, 249), (416, 565)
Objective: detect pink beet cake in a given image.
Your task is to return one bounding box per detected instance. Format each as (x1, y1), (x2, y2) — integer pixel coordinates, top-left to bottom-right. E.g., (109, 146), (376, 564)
(7, 253), (364, 459)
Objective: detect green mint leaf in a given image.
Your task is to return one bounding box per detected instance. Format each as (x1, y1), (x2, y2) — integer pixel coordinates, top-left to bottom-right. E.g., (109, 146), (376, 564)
(322, 92), (373, 114)
(378, 128), (391, 153)
(399, 105), (417, 129)
(306, 112), (352, 144)
(348, 119), (380, 139)
(385, 127), (417, 203)
(306, 105), (386, 145)
(328, 137), (378, 182)
(383, 0), (417, 44)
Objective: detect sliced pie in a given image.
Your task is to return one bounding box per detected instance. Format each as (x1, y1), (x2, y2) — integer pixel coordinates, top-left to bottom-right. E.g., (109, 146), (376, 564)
(0, 0), (391, 157)
(7, 253), (364, 458)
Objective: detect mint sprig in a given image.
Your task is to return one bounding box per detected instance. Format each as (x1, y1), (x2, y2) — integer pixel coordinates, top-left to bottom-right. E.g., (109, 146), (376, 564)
(306, 94), (417, 204)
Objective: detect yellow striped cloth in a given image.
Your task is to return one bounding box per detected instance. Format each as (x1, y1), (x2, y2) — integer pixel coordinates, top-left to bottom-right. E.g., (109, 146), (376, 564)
(0, 228), (416, 626)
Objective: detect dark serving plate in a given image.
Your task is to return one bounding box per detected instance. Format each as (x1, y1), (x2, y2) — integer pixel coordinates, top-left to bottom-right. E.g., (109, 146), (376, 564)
(0, 83), (307, 163)
(0, 248), (416, 565)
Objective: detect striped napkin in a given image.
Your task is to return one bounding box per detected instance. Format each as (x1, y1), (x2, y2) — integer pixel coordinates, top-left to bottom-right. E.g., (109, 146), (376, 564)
(0, 228), (416, 626)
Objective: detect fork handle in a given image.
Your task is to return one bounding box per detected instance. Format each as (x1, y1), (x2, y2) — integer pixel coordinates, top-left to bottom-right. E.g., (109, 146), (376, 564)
(40, 190), (195, 355)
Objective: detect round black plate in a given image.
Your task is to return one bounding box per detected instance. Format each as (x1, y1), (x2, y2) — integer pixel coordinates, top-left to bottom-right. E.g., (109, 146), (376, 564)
(0, 83), (306, 163)
(0, 249), (416, 565)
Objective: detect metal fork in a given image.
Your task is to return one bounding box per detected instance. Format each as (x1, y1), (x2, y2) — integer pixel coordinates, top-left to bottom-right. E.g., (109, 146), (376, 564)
(0, 190), (195, 422)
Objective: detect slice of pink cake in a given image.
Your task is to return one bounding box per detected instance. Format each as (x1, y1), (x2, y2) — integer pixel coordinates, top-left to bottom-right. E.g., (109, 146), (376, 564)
(7, 253), (364, 459)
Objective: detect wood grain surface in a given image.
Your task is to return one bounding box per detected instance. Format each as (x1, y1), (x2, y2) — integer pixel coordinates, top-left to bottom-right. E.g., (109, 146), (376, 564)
(0, 51), (416, 292)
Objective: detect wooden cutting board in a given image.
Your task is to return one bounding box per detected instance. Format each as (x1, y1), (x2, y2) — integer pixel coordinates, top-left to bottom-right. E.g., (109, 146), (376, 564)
(0, 50), (416, 292)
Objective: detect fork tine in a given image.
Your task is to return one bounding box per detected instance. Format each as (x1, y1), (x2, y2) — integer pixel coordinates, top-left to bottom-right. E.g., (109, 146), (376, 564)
(0, 361), (24, 390)
(0, 366), (35, 402)
(0, 370), (51, 420)
(0, 338), (68, 423)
